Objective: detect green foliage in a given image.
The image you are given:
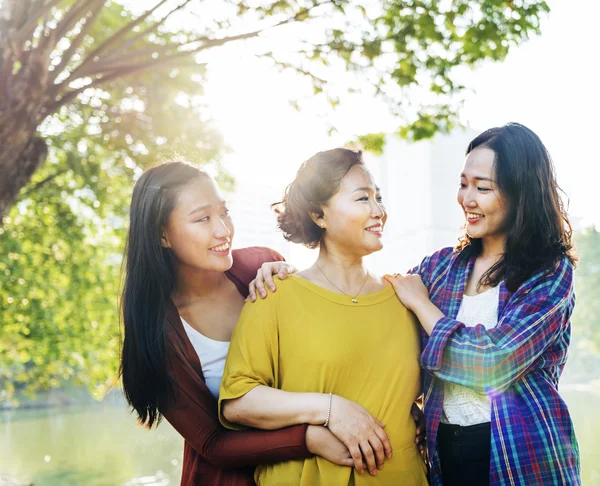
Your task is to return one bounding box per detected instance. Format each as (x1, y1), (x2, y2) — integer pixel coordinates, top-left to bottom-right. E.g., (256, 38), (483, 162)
(309, 0), (549, 139)
(356, 133), (386, 155)
(211, 0), (550, 140)
(0, 4), (229, 404)
(0, 0), (552, 402)
(572, 227), (600, 350)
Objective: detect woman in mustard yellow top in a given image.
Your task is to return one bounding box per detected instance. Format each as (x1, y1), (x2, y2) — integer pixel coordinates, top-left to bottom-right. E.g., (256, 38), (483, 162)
(219, 148), (428, 485)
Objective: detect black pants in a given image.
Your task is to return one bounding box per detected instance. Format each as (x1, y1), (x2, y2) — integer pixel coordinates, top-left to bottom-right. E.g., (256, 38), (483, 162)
(438, 422), (491, 486)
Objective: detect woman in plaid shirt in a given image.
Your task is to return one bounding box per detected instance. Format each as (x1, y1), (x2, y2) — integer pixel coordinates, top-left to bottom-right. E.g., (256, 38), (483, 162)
(385, 123), (581, 485)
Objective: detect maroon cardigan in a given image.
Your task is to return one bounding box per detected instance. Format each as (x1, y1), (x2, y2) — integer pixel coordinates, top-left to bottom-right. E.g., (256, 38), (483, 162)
(161, 247), (311, 485)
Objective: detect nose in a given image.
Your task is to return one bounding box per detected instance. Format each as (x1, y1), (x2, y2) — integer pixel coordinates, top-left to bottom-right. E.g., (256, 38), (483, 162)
(214, 217), (231, 239)
(462, 186), (478, 208)
(371, 200), (385, 219)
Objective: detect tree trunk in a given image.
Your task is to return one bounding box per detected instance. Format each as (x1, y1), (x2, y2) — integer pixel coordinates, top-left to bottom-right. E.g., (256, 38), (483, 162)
(0, 133), (48, 221)
(0, 28), (52, 222)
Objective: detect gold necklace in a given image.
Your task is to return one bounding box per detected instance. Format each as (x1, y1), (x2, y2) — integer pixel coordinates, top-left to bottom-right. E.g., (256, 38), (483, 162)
(314, 262), (369, 303)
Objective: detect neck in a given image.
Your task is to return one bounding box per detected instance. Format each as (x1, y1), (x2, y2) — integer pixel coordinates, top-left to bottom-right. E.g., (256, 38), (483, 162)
(480, 234), (506, 261)
(314, 245), (368, 286)
(172, 265), (230, 306)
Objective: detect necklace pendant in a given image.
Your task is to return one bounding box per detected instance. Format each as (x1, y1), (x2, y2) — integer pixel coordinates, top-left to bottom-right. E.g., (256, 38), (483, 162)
(351, 298), (358, 303)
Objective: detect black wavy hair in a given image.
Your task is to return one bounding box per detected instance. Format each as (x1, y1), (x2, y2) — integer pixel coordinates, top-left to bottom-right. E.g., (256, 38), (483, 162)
(457, 122), (576, 292)
(272, 148), (365, 248)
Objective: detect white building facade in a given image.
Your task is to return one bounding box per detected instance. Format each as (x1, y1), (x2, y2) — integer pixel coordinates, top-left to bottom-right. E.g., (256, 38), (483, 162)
(228, 128), (480, 275)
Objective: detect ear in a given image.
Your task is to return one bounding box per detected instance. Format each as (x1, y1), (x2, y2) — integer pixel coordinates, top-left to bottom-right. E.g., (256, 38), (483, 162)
(310, 211), (325, 229)
(160, 228), (171, 248)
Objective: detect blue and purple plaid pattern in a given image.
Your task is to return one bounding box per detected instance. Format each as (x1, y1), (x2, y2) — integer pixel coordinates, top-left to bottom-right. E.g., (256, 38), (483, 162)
(411, 247), (581, 485)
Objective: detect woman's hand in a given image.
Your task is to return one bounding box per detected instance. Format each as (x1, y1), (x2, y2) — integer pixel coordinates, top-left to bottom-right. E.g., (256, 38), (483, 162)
(327, 395), (392, 476)
(384, 273), (444, 335)
(247, 261), (297, 302)
(383, 273), (430, 312)
(306, 425), (353, 467)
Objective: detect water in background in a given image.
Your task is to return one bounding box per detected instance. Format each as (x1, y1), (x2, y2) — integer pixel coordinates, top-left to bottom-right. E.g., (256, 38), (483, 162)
(1, 390), (599, 485)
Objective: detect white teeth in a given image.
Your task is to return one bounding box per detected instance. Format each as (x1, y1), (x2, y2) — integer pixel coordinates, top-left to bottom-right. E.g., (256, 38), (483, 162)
(467, 213), (484, 219)
(210, 243), (230, 251)
(366, 225), (383, 232)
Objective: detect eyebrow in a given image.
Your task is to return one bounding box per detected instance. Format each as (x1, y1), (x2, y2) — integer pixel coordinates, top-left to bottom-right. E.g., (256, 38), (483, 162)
(352, 186), (380, 193)
(188, 204), (210, 215)
(188, 200), (227, 216)
(460, 173), (494, 182)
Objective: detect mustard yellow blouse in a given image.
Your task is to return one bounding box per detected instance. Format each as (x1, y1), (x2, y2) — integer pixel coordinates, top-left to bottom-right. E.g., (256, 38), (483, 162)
(219, 275), (427, 485)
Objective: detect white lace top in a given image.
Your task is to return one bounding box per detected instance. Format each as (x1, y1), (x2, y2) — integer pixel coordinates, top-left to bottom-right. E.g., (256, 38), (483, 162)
(441, 285), (500, 426)
(181, 317), (230, 400)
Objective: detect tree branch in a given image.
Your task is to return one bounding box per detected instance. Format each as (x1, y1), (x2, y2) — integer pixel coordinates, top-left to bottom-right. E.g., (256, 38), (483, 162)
(108, 0), (195, 58)
(67, 0), (171, 81)
(49, 0), (104, 84)
(10, 0), (66, 49)
(51, 0), (101, 45)
(259, 51), (327, 86)
(51, 0), (333, 107)
(72, 42), (180, 78)
(49, 56), (206, 112)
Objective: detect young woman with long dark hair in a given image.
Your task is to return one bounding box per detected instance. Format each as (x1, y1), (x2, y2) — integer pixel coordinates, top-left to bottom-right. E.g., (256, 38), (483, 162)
(119, 160), (397, 485)
(384, 123), (581, 485)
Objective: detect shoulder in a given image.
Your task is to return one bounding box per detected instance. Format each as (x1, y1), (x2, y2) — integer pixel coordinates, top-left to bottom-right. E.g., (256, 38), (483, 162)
(236, 283), (282, 330)
(522, 255), (575, 295)
(229, 247), (285, 292)
(231, 246), (284, 272)
(411, 246), (460, 282)
(428, 246), (458, 265)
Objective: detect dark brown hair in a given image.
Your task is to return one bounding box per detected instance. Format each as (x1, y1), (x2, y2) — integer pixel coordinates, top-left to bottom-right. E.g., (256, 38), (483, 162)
(456, 122), (576, 292)
(273, 148), (365, 248)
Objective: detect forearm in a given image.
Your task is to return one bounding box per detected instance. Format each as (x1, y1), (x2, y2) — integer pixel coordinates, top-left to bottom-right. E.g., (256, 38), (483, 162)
(222, 385), (329, 430)
(413, 299), (445, 336)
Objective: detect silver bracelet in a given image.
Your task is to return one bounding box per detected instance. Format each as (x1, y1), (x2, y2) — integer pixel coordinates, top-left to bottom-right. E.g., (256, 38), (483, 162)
(323, 393), (333, 427)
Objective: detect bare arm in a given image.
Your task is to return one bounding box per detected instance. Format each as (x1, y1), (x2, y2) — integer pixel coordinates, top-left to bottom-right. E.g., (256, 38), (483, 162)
(222, 385), (392, 476)
(222, 385), (328, 429)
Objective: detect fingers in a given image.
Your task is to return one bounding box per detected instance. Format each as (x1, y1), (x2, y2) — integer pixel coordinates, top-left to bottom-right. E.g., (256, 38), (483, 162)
(383, 274), (398, 288)
(373, 423), (393, 459)
(342, 457), (354, 467)
(277, 266), (290, 280)
(359, 440), (378, 476)
(263, 268), (277, 293)
(348, 444), (366, 474)
(254, 268), (267, 298)
(368, 436), (386, 471)
(248, 280), (257, 302)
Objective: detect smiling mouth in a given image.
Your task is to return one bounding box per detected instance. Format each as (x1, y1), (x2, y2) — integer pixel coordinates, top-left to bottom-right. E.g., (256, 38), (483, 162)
(466, 212), (484, 220)
(209, 243), (230, 252)
(365, 223), (383, 233)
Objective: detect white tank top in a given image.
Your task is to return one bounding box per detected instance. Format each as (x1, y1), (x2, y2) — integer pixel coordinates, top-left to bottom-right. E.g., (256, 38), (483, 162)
(441, 285), (500, 426)
(181, 317), (230, 400)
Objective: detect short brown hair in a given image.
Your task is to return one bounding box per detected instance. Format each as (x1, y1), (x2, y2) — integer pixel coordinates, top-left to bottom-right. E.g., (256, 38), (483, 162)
(272, 148), (364, 248)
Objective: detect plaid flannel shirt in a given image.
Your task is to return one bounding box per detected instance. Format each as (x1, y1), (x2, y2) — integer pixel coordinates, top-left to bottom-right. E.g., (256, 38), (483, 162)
(411, 246), (581, 485)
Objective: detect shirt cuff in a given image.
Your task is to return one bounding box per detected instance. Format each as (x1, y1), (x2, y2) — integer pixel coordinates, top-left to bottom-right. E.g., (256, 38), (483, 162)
(421, 316), (464, 372)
